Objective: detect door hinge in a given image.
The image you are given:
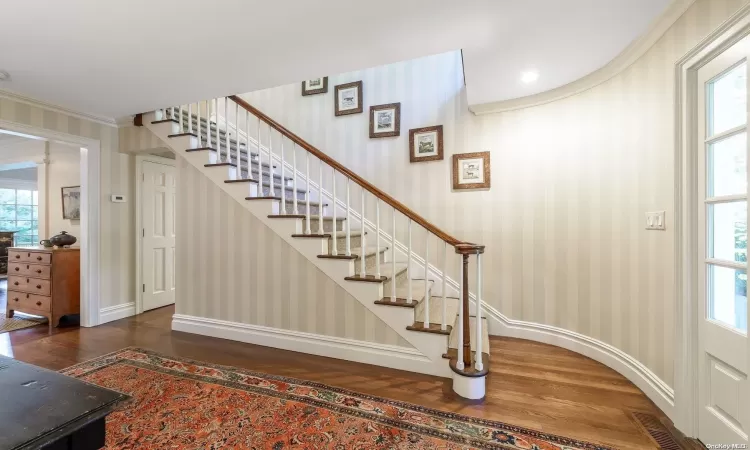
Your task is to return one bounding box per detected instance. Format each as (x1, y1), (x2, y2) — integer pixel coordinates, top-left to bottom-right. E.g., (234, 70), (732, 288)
(142, 284), (145, 293)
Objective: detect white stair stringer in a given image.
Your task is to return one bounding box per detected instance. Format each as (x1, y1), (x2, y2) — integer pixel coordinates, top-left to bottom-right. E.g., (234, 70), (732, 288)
(145, 112), (452, 378)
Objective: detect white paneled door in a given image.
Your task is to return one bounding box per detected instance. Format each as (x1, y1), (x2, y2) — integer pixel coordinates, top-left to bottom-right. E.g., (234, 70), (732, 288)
(697, 38), (750, 446)
(141, 161), (176, 312)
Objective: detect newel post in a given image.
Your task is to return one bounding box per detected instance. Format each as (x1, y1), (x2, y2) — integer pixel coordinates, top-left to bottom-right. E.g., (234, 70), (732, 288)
(455, 243), (485, 370)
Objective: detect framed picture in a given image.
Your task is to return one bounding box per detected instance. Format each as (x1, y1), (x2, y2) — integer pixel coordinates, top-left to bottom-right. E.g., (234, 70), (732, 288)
(61, 186), (81, 220)
(409, 125), (443, 162)
(369, 103), (401, 138)
(334, 81), (363, 116)
(301, 77), (328, 96)
(452, 152), (490, 190)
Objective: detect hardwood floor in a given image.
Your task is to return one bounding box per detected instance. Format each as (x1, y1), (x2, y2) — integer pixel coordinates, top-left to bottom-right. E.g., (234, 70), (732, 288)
(0, 302), (698, 449)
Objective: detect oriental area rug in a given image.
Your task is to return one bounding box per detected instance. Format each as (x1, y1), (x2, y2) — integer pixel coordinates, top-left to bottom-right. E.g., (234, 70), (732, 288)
(61, 348), (612, 449)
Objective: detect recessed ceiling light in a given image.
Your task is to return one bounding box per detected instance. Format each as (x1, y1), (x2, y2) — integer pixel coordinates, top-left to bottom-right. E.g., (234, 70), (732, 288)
(520, 70), (539, 84)
(0, 71), (10, 81)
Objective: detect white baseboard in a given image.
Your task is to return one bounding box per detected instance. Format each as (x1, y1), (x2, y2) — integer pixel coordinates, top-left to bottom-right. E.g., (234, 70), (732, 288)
(171, 314), (447, 377)
(99, 302), (136, 324)
(479, 303), (675, 421)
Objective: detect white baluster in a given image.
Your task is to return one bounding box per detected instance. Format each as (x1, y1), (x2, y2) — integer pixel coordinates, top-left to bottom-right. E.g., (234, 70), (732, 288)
(188, 104), (193, 134)
(475, 253), (483, 371)
(375, 199), (381, 278)
(207, 100), (212, 149)
(216, 100), (222, 162)
(245, 109), (251, 180)
(305, 152), (311, 234)
(170, 106), (175, 121)
(442, 241), (448, 331)
(292, 143), (298, 214)
(456, 254), (464, 370)
(331, 169), (338, 255)
(196, 101), (202, 147)
(280, 138), (285, 212)
(235, 101), (241, 179)
(423, 233), (430, 328)
(391, 208), (396, 302)
(360, 189), (366, 277)
(318, 161), (324, 234)
(179, 105), (184, 132)
(257, 116), (262, 189)
(407, 219), (412, 304)
(345, 179), (351, 256)
(224, 97), (229, 164)
(269, 124), (276, 198)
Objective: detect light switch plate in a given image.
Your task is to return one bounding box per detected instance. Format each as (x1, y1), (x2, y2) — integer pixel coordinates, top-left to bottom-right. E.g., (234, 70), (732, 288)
(111, 194), (126, 203)
(646, 211), (665, 230)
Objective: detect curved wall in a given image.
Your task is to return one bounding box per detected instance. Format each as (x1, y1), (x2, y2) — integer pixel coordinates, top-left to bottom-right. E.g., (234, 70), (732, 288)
(240, 0), (748, 416)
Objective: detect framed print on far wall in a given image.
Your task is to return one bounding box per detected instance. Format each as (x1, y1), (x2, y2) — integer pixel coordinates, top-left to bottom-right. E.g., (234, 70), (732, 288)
(369, 103), (401, 138)
(61, 185), (82, 220)
(302, 77), (328, 96)
(452, 152), (490, 190)
(409, 125), (443, 162)
(334, 81), (363, 116)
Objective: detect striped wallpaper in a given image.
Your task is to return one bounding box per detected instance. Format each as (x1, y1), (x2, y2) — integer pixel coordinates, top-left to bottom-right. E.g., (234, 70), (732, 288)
(0, 96), (134, 310)
(175, 157), (412, 347)
(239, 0), (750, 388)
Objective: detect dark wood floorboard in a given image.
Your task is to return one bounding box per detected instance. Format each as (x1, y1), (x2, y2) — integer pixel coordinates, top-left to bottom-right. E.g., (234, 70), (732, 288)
(0, 299), (699, 450)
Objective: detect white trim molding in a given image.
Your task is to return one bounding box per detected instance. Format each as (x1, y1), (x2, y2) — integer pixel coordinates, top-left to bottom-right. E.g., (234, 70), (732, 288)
(469, 0), (696, 115)
(674, 2), (750, 438)
(0, 118), (101, 328)
(171, 314), (438, 376)
(100, 302), (136, 324)
(479, 303), (675, 417)
(0, 89), (117, 128)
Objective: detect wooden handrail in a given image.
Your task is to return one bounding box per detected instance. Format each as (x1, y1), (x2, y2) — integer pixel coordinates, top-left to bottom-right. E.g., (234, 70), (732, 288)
(230, 95), (474, 248)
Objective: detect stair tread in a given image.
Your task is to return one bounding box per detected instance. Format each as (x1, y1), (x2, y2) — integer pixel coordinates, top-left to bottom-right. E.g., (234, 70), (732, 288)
(448, 315), (490, 353)
(345, 263), (407, 283)
(332, 230), (366, 238)
(350, 246), (388, 259)
(380, 280), (432, 304)
(406, 322), (452, 336)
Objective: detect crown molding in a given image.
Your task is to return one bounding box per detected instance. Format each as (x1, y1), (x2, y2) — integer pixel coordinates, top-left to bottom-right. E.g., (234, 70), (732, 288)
(0, 88), (118, 127)
(469, 0), (697, 115)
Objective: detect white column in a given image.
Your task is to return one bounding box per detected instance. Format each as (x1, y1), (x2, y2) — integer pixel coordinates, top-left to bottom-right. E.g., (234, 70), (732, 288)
(179, 105), (184, 131)
(245, 108), (251, 180)
(375, 199), (381, 278)
(257, 116), (262, 188)
(188, 104), (193, 134)
(292, 143), (298, 214)
(216, 100), (222, 162)
(196, 101), (202, 147)
(235, 103), (242, 180)
(346, 179), (351, 256)
(331, 169), (338, 255)
(407, 219), (412, 304)
(269, 124), (276, 197)
(224, 97), (229, 164)
(456, 254), (464, 370)
(423, 233), (430, 327)
(207, 100), (212, 149)
(305, 152), (311, 234)
(318, 160), (323, 234)
(280, 138), (285, 212)
(391, 208), (396, 302)
(474, 253), (483, 371)
(442, 241), (448, 331)
(360, 189), (366, 276)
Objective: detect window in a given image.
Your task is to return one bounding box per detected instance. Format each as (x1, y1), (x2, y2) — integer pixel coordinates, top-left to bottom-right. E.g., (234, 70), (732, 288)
(0, 188), (38, 247)
(705, 62), (748, 332)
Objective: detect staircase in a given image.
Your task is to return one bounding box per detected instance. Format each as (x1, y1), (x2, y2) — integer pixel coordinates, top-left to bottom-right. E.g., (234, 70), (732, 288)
(141, 96), (489, 400)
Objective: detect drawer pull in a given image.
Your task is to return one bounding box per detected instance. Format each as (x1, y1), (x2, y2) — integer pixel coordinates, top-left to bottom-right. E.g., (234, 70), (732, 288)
(12, 297), (18, 302)
(36, 256), (41, 261)
(35, 301), (41, 306)
(36, 285), (41, 289)
(35, 270), (41, 274)
(13, 282), (18, 286)
(13, 267), (18, 271)
(14, 254), (19, 259)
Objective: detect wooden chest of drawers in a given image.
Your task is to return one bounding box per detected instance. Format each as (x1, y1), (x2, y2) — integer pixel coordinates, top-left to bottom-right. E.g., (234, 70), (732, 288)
(5, 247), (80, 331)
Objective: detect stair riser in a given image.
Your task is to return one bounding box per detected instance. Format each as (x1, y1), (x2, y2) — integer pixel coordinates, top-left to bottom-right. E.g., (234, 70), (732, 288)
(383, 267), (409, 293)
(354, 251), (386, 276)
(303, 219), (343, 233)
(283, 203), (324, 216)
(329, 235), (362, 252)
(260, 185), (306, 201)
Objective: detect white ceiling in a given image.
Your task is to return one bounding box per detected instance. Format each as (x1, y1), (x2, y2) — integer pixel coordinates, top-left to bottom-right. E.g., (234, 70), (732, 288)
(0, 0), (671, 119)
